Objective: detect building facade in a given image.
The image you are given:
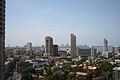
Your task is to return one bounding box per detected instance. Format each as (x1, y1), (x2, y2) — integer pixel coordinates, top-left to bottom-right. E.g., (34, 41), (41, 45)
(112, 46), (120, 54)
(25, 42), (32, 51)
(45, 36), (53, 56)
(77, 46), (97, 57)
(104, 51), (112, 58)
(103, 38), (108, 52)
(118, 47), (120, 53)
(53, 45), (58, 56)
(113, 67), (120, 80)
(0, 0), (5, 80)
(91, 46), (96, 57)
(71, 34), (76, 57)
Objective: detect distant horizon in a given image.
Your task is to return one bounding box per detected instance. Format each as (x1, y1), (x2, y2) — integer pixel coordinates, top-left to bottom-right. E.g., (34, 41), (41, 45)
(5, 43), (117, 48)
(6, 0), (120, 46)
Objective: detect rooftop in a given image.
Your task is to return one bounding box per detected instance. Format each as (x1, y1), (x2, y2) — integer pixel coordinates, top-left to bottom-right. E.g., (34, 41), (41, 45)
(113, 67), (120, 70)
(88, 66), (97, 70)
(76, 72), (88, 76)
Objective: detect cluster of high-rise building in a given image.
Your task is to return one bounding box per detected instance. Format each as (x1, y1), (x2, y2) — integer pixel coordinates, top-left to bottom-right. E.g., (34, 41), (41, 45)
(45, 36), (58, 56)
(23, 34), (99, 58)
(0, 0), (5, 80)
(70, 34), (97, 57)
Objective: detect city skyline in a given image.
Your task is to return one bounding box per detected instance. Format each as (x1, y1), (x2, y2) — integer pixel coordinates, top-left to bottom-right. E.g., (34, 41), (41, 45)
(6, 0), (120, 46)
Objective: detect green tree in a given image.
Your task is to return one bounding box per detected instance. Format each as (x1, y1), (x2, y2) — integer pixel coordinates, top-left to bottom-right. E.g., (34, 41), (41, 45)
(67, 72), (76, 80)
(46, 73), (66, 80)
(62, 64), (71, 74)
(21, 73), (33, 80)
(21, 67), (35, 80)
(77, 76), (87, 80)
(99, 61), (113, 72)
(98, 61), (113, 80)
(21, 67), (35, 74)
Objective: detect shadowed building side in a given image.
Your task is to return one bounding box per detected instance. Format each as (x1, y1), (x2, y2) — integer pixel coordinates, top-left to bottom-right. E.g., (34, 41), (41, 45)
(53, 44), (58, 56)
(103, 38), (108, 52)
(0, 0), (5, 80)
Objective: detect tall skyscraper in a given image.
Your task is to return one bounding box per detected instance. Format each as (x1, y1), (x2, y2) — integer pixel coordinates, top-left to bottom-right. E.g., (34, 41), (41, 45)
(70, 34), (76, 57)
(53, 44), (58, 56)
(103, 38), (108, 52)
(25, 42), (32, 51)
(45, 36), (53, 56)
(0, 0), (5, 80)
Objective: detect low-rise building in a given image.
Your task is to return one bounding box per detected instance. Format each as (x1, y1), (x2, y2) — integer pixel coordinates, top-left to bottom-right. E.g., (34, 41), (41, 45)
(77, 46), (97, 57)
(113, 67), (120, 80)
(103, 51), (112, 58)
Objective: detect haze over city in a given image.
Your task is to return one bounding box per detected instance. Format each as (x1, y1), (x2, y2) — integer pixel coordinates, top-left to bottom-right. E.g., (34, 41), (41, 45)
(6, 0), (120, 46)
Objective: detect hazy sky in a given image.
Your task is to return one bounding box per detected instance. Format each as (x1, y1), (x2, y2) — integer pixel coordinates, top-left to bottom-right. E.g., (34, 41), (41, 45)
(6, 0), (120, 47)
